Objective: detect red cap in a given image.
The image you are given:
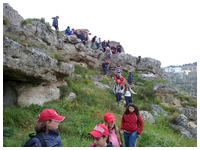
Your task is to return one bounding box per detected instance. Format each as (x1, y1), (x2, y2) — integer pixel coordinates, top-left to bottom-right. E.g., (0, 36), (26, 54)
(105, 60), (110, 64)
(89, 124), (109, 138)
(37, 108), (65, 122)
(104, 113), (115, 123)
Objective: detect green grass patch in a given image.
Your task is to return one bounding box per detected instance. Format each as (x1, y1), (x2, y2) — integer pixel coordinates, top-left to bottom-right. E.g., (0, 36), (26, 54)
(3, 66), (197, 147)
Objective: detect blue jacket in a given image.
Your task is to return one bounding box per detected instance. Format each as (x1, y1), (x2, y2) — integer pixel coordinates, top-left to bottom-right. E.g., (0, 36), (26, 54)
(102, 62), (108, 69)
(52, 17), (58, 27)
(127, 73), (134, 85)
(26, 130), (62, 147)
(65, 27), (71, 35)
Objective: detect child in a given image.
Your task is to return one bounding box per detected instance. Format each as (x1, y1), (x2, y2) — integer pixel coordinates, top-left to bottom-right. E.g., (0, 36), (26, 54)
(25, 108), (65, 147)
(52, 16), (59, 31)
(88, 124), (113, 147)
(102, 60), (110, 76)
(123, 84), (137, 106)
(120, 103), (144, 147)
(103, 113), (123, 147)
(115, 63), (122, 76)
(113, 80), (123, 105)
(127, 71), (134, 86)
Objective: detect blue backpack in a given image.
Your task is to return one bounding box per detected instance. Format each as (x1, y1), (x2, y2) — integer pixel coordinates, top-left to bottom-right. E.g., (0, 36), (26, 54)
(24, 133), (46, 147)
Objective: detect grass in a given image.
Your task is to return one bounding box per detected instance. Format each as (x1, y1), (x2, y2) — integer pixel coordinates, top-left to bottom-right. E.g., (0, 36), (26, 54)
(3, 65), (197, 147)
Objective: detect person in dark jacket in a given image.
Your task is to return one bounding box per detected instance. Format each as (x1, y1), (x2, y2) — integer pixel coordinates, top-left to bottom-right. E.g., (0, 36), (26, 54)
(106, 40), (111, 48)
(89, 124), (113, 147)
(91, 36), (97, 49)
(65, 26), (71, 35)
(25, 108), (65, 147)
(127, 71), (134, 86)
(77, 30), (86, 45)
(52, 16), (59, 31)
(116, 42), (122, 53)
(102, 40), (107, 52)
(102, 60), (110, 76)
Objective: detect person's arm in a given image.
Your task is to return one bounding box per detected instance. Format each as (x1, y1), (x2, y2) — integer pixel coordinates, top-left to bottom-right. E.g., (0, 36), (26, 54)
(113, 85), (116, 94)
(120, 115), (125, 134)
(137, 115), (144, 136)
(130, 88), (137, 94)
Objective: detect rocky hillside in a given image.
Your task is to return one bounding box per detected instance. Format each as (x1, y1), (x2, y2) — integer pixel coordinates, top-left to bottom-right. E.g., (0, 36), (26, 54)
(3, 3), (197, 140)
(163, 63), (197, 99)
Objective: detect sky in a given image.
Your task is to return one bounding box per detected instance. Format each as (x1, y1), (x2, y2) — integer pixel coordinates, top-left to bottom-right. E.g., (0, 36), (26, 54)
(2, 0), (199, 68)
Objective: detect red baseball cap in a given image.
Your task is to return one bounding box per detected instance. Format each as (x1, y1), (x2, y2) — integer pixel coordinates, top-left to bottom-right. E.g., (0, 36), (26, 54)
(103, 113), (115, 123)
(37, 108), (65, 122)
(88, 124), (109, 138)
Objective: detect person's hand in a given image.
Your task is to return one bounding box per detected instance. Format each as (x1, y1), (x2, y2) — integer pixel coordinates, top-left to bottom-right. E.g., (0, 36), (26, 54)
(120, 130), (124, 134)
(138, 134), (140, 138)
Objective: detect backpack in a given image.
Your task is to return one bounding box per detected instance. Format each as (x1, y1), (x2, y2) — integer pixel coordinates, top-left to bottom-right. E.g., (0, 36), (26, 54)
(24, 133), (46, 147)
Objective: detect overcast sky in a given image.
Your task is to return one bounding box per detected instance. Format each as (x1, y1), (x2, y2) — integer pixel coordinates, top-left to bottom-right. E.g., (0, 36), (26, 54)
(3, 0), (199, 67)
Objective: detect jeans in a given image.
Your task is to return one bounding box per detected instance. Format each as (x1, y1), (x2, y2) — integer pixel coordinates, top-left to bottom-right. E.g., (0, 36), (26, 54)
(124, 131), (138, 147)
(103, 67), (108, 75)
(125, 96), (132, 106)
(107, 53), (111, 59)
(116, 92), (122, 102)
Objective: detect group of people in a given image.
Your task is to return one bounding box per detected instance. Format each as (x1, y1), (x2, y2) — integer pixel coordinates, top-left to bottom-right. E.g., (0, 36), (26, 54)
(49, 16), (143, 147)
(89, 105), (144, 147)
(25, 103), (144, 147)
(101, 60), (137, 107)
(51, 16), (122, 56)
(112, 64), (137, 106)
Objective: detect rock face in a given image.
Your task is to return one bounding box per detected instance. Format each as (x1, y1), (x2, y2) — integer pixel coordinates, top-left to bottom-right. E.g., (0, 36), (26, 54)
(164, 71), (197, 99)
(3, 3), (24, 26)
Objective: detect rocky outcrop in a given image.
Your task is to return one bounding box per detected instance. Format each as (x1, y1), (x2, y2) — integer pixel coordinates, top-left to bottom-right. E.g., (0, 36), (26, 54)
(3, 3), (24, 26)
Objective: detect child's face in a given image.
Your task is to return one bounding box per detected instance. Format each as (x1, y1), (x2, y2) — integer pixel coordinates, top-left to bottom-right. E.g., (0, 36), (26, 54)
(107, 121), (115, 129)
(47, 120), (60, 130)
(128, 106), (135, 113)
(93, 136), (108, 147)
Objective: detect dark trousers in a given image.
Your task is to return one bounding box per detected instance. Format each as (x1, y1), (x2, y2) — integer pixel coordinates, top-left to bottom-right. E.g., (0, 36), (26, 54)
(125, 96), (132, 106)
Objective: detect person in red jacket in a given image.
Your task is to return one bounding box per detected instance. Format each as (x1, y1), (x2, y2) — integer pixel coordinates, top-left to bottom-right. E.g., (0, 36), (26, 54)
(120, 103), (144, 147)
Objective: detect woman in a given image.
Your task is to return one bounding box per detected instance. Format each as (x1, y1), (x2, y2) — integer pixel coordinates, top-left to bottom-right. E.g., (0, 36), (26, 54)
(103, 112), (123, 147)
(120, 103), (144, 147)
(123, 84), (137, 106)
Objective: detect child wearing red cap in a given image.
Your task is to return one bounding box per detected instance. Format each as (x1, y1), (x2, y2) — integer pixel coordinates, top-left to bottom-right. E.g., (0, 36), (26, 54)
(25, 108), (65, 147)
(103, 113), (123, 147)
(88, 124), (113, 147)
